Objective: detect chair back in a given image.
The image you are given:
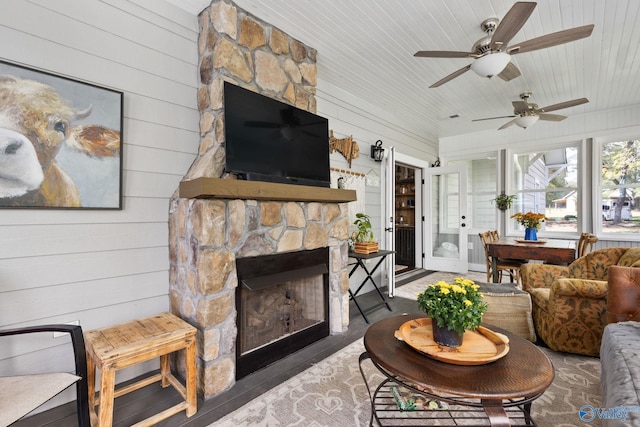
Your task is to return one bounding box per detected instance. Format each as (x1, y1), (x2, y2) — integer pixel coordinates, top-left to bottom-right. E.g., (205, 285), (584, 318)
(479, 231), (499, 282)
(577, 233), (598, 258)
(0, 325), (90, 426)
(478, 231), (493, 261)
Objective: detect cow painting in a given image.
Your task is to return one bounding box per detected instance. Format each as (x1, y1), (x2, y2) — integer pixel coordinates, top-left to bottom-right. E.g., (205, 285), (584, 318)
(0, 65), (122, 209)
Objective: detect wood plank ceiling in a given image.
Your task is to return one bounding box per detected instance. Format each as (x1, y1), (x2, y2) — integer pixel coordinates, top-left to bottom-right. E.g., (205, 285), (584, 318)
(168, 0), (640, 142)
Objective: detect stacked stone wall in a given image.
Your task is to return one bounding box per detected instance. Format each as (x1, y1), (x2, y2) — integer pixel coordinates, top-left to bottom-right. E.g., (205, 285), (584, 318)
(186, 0), (318, 182)
(168, 0), (350, 399)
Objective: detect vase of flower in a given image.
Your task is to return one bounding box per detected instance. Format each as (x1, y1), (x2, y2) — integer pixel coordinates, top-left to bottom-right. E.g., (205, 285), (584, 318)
(511, 211), (546, 240)
(416, 278), (488, 348)
(524, 227), (537, 241)
(431, 322), (463, 347)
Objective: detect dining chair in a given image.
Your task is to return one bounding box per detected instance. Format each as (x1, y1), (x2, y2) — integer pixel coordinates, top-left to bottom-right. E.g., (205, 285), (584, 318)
(577, 232), (598, 258)
(479, 231), (525, 284)
(0, 324), (90, 426)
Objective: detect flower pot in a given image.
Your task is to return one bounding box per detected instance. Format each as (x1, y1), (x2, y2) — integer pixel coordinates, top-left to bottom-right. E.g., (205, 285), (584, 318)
(432, 322), (463, 347)
(524, 227), (538, 241)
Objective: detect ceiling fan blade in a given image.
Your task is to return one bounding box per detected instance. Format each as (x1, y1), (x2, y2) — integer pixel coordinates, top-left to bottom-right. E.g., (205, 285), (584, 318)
(512, 101), (529, 114)
(538, 113), (567, 121)
(498, 118), (518, 130)
(498, 62), (521, 81)
(507, 24), (594, 55)
(473, 115), (517, 122)
(539, 97), (589, 113)
(429, 64), (472, 88)
(490, 2), (537, 50)
(414, 51), (474, 58)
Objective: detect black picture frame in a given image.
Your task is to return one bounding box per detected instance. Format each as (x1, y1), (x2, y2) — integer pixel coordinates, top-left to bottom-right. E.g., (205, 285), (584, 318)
(0, 59), (123, 209)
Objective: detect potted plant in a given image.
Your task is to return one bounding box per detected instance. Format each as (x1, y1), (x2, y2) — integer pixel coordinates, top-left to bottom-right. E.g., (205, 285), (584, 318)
(416, 278), (488, 347)
(351, 213), (378, 254)
(491, 192), (517, 211)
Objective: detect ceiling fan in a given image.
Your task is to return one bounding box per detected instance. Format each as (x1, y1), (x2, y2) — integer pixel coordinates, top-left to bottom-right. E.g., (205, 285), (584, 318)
(414, 2), (594, 88)
(473, 92), (589, 130)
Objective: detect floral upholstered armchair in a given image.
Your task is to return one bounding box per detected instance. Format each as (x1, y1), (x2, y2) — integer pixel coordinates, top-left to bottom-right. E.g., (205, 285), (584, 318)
(520, 247), (640, 356)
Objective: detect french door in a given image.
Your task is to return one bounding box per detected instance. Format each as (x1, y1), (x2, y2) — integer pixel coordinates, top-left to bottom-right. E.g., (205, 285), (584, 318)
(383, 149), (430, 296)
(384, 147), (396, 296)
(424, 165), (468, 273)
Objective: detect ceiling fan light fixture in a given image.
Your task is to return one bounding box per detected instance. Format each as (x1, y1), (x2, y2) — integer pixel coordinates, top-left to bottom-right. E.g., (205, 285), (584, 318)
(515, 115), (539, 128)
(470, 52), (511, 77)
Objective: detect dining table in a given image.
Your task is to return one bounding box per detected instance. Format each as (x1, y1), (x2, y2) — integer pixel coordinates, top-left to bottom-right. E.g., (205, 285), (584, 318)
(487, 237), (576, 283)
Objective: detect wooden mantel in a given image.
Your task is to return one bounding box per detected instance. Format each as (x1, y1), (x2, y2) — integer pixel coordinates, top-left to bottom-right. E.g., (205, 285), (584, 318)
(179, 178), (357, 203)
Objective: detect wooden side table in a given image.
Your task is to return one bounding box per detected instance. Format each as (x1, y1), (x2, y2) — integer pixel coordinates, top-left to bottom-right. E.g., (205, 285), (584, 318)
(84, 312), (197, 427)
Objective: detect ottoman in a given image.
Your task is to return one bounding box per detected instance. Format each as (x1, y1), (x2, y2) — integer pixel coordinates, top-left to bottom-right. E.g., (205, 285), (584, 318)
(600, 321), (640, 426)
(478, 283), (536, 342)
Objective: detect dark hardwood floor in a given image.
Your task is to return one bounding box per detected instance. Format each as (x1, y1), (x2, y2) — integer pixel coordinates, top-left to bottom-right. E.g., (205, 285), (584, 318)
(16, 284), (422, 427)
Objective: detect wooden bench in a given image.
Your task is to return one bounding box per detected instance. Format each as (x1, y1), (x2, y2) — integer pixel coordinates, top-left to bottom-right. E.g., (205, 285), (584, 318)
(84, 312), (197, 426)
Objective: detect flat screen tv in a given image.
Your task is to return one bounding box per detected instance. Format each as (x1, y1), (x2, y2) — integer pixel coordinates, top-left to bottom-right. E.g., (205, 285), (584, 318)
(224, 82), (330, 188)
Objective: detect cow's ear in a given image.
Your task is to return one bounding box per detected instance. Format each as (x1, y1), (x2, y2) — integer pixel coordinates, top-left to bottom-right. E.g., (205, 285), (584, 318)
(66, 125), (120, 158)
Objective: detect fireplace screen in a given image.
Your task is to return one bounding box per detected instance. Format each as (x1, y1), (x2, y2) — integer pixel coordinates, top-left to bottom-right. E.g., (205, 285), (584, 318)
(239, 274), (325, 356)
(235, 247), (330, 379)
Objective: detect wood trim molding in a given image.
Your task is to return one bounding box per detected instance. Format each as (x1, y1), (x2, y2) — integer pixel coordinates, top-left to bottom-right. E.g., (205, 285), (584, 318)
(179, 178), (357, 203)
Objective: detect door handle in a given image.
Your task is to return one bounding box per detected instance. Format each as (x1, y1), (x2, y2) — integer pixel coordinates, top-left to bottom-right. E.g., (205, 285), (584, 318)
(385, 227), (394, 232)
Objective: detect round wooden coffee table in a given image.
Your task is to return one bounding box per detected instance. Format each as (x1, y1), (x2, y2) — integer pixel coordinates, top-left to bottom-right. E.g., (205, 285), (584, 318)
(359, 314), (554, 426)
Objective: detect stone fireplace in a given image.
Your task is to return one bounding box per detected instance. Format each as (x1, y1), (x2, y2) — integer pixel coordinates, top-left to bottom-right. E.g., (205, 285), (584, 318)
(168, 0), (354, 399)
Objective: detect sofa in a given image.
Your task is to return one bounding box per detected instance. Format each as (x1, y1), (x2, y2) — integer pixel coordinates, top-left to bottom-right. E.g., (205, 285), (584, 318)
(520, 247), (640, 356)
(600, 266), (640, 426)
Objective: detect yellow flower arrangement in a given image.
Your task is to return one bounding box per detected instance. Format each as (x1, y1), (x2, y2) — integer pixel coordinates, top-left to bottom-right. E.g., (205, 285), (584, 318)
(511, 211), (546, 229)
(416, 278), (488, 335)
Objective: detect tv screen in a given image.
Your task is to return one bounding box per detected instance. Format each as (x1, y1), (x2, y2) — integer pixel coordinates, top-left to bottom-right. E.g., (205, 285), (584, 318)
(224, 82), (330, 188)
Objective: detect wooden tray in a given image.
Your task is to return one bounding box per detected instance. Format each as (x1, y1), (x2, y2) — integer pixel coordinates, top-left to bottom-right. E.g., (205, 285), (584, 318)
(354, 242), (379, 254)
(515, 239), (547, 244)
(394, 318), (509, 365)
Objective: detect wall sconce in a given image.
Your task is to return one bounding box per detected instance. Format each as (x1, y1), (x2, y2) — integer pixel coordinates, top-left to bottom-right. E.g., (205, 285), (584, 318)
(370, 140), (384, 162)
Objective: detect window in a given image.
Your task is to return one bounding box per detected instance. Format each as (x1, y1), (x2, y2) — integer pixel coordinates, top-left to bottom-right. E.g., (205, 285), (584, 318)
(597, 139), (640, 235)
(507, 145), (579, 235)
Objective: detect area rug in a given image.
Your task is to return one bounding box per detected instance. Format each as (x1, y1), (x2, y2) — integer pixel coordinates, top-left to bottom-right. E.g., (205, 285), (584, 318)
(210, 337), (602, 426)
(395, 270), (495, 300)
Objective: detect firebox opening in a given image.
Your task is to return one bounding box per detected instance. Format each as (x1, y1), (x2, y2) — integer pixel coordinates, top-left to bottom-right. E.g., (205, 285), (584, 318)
(235, 248), (330, 379)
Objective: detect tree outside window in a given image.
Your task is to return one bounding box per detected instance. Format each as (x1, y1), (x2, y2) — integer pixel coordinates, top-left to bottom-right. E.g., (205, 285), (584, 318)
(509, 146), (579, 235)
(600, 139), (640, 234)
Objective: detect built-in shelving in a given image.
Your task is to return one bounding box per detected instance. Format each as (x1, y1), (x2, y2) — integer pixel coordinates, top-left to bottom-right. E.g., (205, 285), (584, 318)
(395, 165), (416, 268)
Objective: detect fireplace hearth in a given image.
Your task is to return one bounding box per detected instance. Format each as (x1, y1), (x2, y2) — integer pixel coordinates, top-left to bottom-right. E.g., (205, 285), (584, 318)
(235, 248), (329, 379)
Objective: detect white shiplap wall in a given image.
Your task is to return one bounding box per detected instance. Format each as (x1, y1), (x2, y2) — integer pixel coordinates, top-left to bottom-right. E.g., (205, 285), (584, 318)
(0, 0), (438, 411)
(319, 79), (437, 231)
(317, 80), (437, 293)
(0, 0), (201, 408)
